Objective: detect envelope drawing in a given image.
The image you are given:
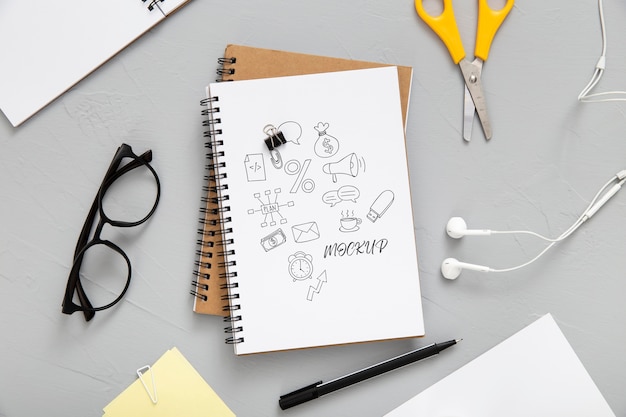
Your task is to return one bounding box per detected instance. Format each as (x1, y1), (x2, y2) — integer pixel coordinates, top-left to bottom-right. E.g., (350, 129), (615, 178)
(291, 222), (320, 243)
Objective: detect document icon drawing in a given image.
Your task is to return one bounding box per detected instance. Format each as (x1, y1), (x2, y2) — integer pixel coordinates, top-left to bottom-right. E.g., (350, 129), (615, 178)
(244, 153), (266, 182)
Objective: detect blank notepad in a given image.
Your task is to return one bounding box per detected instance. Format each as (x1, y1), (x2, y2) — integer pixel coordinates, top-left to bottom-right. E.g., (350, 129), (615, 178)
(103, 347), (235, 417)
(384, 314), (616, 417)
(0, 0), (189, 127)
(205, 66), (424, 355)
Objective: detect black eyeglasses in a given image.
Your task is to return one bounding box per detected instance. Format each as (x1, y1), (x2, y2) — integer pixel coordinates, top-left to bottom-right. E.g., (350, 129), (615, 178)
(62, 144), (161, 321)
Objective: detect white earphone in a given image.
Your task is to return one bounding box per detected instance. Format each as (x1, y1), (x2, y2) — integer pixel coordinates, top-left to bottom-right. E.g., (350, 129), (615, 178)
(441, 257), (492, 280)
(442, 170), (626, 280)
(445, 217), (491, 238)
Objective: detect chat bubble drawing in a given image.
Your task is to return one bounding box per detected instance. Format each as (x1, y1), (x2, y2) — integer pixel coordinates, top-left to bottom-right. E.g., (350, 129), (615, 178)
(322, 185), (360, 207)
(338, 185), (360, 202)
(278, 121), (302, 145)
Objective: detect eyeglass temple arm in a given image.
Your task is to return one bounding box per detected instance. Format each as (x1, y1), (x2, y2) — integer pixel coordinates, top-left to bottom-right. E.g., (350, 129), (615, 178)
(64, 250), (96, 321)
(67, 148), (126, 321)
(106, 150), (153, 180)
(72, 148), (152, 255)
(75, 276), (96, 321)
(73, 147), (127, 255)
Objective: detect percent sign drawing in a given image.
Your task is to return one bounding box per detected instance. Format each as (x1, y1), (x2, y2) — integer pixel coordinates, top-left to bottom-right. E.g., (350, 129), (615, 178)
(284, 159), (315, 193)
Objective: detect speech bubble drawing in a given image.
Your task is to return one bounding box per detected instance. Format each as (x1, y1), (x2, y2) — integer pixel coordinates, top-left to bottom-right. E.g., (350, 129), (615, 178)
(338, 185), (360, 202)
(322, 191), (341, 207)
(278, 121), (302, 145)
(322, 186), (360, 207)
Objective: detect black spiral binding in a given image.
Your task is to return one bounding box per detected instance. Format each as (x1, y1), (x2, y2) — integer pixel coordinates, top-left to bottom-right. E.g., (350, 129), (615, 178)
(141, 0), (165, 11)
(216, 57), (236, 82)
(192, 67), (244, 344)
(192, 96), (222, 301)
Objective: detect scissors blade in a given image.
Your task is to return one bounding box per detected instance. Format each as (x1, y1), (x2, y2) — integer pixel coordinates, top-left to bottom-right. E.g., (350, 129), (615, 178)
(459, 59), (492, 140)
(463, 85), (474, 141)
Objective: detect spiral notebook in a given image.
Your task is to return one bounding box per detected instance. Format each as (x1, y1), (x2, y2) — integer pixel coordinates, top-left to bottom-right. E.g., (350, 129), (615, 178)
(191, 44), (414, 316)
(202, 66), (423, 355)
(0, 0), (190, 127)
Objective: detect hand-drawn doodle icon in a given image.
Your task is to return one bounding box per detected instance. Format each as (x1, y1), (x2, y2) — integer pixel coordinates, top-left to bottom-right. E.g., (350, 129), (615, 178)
(263, 125), (285, 169)
(314, 122), (340, 158)
(284, 159), (315, 193)
(247, 188), (294, 227)
(291, 221), (320, 243)
(367, 190), (395, 222)
(260, 228), (287, 252)
(339, 211), (362, 232)
(287, 251), (314, 281)
(307, 270), (327, 301)
(322, 153), (365, 183)
(244, 153), (266, 182)
(278, 121), (303, 145)
(321, 185), (360, 207)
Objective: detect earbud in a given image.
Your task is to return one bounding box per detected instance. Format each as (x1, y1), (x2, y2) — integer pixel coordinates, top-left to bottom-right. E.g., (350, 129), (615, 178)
(441, 258), (492, 280)
(446, 217), (492, 239)
(442, 171), (626, 280)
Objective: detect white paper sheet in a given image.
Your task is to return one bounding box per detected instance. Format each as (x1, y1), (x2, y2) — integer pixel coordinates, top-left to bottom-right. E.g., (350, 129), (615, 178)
(384, 314), (616, 417)
(0, 0), (189, 127)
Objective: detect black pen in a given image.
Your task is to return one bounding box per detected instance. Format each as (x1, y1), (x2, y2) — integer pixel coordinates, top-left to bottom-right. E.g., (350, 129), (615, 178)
(278, 339), (461, 410)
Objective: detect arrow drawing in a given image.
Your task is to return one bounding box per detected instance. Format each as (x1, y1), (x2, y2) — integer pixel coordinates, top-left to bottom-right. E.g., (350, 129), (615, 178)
(306, 270), (327, 301)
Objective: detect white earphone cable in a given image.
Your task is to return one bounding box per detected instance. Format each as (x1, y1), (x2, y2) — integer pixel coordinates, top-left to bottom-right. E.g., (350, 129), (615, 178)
(489, 173), (618, 243)
(578, 0), (626, 102)
(489, 173), (624, 273)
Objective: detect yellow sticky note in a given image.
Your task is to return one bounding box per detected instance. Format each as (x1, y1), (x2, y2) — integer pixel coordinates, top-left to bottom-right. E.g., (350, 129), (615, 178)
(103, 347), (235, 417)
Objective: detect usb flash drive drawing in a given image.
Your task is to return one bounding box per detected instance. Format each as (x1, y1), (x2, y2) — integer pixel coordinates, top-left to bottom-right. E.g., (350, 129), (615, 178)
(367, 190), (394, 222)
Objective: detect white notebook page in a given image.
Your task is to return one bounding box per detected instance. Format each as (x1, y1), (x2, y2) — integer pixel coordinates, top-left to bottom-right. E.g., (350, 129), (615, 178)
(207, 67), (424, 355)
(0, 0), (188, 127)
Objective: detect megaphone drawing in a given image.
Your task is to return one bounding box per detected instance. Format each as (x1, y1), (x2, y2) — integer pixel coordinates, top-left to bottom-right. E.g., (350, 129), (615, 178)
(323, 153), (359, 183)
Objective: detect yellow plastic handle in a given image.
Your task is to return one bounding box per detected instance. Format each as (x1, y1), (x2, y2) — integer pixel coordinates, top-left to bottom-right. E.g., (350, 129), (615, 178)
(475, 0), (514, 61)
(415, 0), (465, 64)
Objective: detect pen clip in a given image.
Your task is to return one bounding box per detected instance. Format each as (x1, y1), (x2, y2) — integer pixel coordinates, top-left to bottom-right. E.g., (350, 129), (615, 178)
(137, 365), (158, 404)
(279, 381), (322, 399)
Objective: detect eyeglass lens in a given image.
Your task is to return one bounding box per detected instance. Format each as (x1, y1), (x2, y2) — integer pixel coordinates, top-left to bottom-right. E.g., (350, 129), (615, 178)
(100, 160), (160, 224)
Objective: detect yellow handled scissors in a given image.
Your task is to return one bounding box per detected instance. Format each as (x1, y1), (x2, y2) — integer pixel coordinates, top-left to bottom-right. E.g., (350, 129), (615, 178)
(415, 0), (514, 141)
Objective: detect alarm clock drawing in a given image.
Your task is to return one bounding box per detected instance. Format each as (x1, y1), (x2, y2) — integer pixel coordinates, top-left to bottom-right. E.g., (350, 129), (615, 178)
(287, 251), (314, 281)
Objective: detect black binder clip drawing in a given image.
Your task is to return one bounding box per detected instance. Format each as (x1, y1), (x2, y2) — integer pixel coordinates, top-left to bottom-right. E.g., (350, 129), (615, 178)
(263, 124), (287, 151)
(142, 0), (164, 12)
(263, 124), (286, 169)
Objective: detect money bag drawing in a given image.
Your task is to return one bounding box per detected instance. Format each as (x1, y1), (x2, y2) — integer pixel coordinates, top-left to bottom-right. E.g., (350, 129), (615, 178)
(313, 122), (340, 158)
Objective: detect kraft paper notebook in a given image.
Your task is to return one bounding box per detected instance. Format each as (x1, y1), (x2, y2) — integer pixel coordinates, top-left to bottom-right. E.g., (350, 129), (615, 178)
(0, 0), (190, 127)
(200, 66), (423, 355)
(384, 314), (616, 417)
(191, 44), (414, 316)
